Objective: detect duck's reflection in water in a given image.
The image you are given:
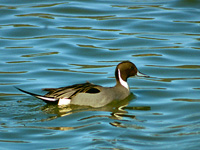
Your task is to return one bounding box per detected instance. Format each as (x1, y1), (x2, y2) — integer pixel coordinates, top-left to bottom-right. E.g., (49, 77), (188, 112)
(38, 93), (151, 131)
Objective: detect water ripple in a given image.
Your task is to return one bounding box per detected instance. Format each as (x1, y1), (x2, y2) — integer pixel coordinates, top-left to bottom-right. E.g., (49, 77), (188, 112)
(1, 0), (200, 149)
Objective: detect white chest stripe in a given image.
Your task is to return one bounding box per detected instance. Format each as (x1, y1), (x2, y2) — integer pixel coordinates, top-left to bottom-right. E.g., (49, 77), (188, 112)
(58, 98), (71, 105)
(118, 69), (129, 90)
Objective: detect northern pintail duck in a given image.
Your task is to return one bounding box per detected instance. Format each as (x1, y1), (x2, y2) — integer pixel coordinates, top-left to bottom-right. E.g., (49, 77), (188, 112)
(16, 61), (148, 108)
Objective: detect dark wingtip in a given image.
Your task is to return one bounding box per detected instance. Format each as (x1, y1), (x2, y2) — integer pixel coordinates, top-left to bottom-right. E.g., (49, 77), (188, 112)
(15, 86), (38, 97)
(15, 86), (58, 104)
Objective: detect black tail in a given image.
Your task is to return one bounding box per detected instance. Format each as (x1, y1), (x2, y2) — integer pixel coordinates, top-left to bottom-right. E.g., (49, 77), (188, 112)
(15, 86), (58, 104)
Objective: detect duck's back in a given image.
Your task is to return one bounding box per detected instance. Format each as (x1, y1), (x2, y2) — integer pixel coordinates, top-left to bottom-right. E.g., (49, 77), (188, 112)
(43, 82), (101, 99)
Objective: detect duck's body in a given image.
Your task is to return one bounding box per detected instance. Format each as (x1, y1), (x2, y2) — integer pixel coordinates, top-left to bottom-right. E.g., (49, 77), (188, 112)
(16, 61), (148, 108)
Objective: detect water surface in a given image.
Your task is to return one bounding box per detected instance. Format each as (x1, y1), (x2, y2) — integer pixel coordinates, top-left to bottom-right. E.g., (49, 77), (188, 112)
(0, 0), (200, 149)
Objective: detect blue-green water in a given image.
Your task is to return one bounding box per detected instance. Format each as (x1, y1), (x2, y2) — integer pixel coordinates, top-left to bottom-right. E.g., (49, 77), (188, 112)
(1, 0), (200, 149)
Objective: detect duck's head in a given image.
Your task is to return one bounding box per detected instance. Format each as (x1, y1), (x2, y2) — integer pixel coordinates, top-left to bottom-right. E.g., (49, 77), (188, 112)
(115, 61), (149, 89)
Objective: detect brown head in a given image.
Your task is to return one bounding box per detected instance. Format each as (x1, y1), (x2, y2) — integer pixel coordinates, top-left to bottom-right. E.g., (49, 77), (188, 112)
(115, 61), (149, 87)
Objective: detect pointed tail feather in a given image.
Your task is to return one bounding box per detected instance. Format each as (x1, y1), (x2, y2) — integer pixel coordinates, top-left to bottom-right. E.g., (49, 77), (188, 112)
(15, 86), (58, 104)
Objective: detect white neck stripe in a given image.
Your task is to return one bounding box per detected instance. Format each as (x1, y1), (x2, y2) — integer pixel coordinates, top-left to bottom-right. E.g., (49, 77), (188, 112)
(118, 69), (129, 90)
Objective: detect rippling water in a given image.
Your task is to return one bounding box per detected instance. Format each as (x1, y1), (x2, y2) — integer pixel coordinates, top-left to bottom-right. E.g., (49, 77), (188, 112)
(1, 0), (200, 149)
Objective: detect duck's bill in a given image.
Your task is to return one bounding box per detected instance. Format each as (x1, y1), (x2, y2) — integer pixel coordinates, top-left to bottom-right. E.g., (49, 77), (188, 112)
(136, 71), (150, 78)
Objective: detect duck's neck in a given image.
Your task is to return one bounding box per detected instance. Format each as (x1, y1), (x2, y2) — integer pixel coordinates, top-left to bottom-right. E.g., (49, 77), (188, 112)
(116, 69), (129, 90)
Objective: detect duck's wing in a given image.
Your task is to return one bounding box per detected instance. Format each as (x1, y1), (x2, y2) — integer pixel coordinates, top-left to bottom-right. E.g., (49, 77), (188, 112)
(16, 82), (101, 104)
(43, 82), (101, 99)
